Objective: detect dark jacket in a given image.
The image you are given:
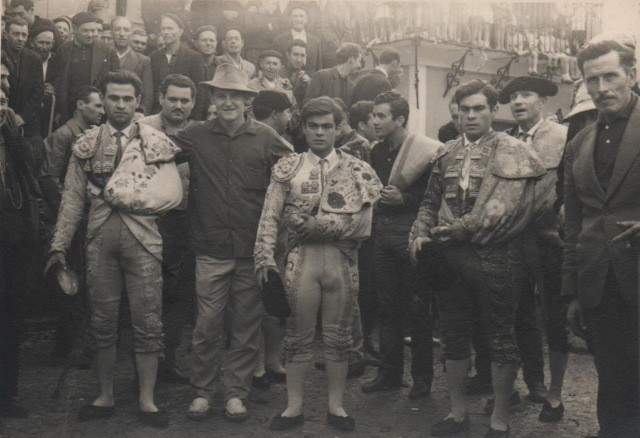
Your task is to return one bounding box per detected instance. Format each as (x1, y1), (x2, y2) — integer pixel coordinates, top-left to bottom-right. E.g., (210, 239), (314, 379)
(5, 47), (44, 137)
(273, 30), (322, 75)
(304, 66), (356, 105)
(55, 40), (119, 123)
(119, 49), (154, 115)
(350, 68), (391, 106)
(438, 120), (459, 144)
(150, 44), (205, 114)
(562, 98), (640, 309)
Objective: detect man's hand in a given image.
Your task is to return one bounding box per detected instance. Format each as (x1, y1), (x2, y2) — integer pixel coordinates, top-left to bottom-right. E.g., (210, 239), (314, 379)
(14, 114), (25, 127)
(256, 266), (278, 287)
(409, 236), (432, 267)
(44, 83), (55, 96)
(611, 221), (640, 247)
(557, 204), (565, 229)
(294, 213), (317, 240)
(430, 221), (469, 244)
(44, 251), (67, 275)
(298, 71), (310, 84)
(379, 185), (403, 206)
(566, 298), (587, 340)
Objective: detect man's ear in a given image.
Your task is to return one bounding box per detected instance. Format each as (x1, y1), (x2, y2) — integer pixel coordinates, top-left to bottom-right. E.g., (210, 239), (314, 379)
(395, 115), (405, 127)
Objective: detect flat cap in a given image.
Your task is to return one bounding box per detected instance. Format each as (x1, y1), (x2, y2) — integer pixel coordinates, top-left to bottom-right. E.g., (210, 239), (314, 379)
(498, 76), (558, 104)
(258, 49), (284, 61)
(161, 13), (185, 29)
(253, 90), (292, 112)
(72, 12), (99, 27)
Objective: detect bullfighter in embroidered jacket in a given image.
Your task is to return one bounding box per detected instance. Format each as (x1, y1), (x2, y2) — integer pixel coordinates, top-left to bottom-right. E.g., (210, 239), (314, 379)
(409, 80), (546, 438)
(45, 72), (181, 429)
(255, 97), (382, 433)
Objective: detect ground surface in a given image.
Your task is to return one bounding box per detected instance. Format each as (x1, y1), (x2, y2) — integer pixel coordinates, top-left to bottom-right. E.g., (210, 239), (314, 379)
(0, 325), (599, 438)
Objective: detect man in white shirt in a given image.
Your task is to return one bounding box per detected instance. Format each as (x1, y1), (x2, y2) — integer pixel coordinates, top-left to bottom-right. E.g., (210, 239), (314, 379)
(273, 6), (322, 74)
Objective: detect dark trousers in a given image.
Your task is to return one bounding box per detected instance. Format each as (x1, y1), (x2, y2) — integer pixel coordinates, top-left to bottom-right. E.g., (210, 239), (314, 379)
(357, 233), (377, 339)
(374, 218), (433, 381)
(584, 268), (639, 438)
(159, 209), (196, 366)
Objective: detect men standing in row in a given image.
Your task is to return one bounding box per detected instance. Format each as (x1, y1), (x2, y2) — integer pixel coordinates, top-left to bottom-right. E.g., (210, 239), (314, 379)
(171, 64), (292, 422)
(305, 43), (362, 105)
(500, 76), (569, 421)
(410, 80), (545, 437)
(46, 71), (179, 428)
(563, 40), (639, 438)
(273, 6), (322, 76)
(249, 50), (296, 106)
(113, 16), (154, 115)
(55, 12), (119, 124)
(3, 17), (44, 138)
(362, 92), (440, 399)
(350, 48), (401, 106)
(139, 74), (197, 383)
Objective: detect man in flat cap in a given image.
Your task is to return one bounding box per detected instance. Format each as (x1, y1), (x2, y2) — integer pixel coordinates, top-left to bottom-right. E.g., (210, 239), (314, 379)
(54, 11), (119, 124)
(499, 76), (569, 422)
(249, 50), (297, 106)
(171, 64), (293, 422)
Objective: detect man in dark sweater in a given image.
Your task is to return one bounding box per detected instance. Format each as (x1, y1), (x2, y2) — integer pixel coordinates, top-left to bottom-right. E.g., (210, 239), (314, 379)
(350, 48), (401, 106)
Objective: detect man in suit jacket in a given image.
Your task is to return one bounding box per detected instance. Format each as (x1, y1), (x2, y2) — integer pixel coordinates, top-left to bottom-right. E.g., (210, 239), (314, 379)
(30, 26), (59, 138)
(304, 43), (362, 105)
(562, 40), (639, 438)
(3, 17), (44, 138)
(112, 16), (153, 115)
(55, 12), (119, 124)
(273, 5), (322, 75)
(150, 14), (204, 115)
(350, 48), (401, 106)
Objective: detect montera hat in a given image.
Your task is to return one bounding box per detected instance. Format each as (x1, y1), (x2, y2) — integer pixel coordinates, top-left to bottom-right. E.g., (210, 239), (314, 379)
(498, 76), (558, 104)
(200, 63), (258, 96)
(253, 90), (292, 112)
(258, 49), (284, 61)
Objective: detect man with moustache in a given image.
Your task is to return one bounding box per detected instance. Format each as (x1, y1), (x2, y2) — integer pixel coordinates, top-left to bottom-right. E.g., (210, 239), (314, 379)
(170, 64), (292, 422)
(410, 80), (545, 437)
(563, 40), (640, 438)
(139, 74), (196, 383)
(112, 16), (153, 115)
(46, 71), (181, 428)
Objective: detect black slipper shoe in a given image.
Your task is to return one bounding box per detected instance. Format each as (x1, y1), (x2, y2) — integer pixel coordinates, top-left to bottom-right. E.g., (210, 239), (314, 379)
(78, 404), (115, 421)
(327, 412), (355, 432)
(138, 409), (169, 428)
(269, 413), (304, 430)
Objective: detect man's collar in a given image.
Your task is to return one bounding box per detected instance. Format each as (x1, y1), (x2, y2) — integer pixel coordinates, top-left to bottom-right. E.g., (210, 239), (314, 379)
(375, 66), (388, 78)
(463, 132), (489, 145)
(117, 47), (131, 59)
(517, 118), (543, 137)
(106, 122), (135, 138)
(291, 28), (306, 36)
(598, 92), (637, 124)
(208, 116), (257, 136)
(307, 148), (338, 166)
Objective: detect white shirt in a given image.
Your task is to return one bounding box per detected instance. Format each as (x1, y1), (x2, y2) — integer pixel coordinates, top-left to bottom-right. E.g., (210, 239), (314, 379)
(516, 118), (543, 144)
(107, 122), (135, 152)
(291, 29), (307, 43)
(42, 54), (51, 80)
(459, 134), (483, 194)
(375, 66), (388, 78)
(117, 47), (131, 62)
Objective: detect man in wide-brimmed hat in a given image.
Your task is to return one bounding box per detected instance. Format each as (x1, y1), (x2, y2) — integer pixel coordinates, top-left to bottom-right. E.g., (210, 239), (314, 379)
(171, 63), (293, 422)
(248, 49), (297, 106)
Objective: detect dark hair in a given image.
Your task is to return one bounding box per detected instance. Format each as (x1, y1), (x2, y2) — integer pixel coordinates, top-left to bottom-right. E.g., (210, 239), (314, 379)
(74, 85), (102, 108)
(10, 0), (34, 10)
(160, 74), (196, 99)
(194, 25), (217, 40)
(5, 16), (28, 30)
(333, 97), (347, 112)
(301, 96), (344, 126)
(349, 100), (374, 130)
(101, 23), (112, 32)
(373, 91), (409, 127)
(287, 39), (307, 53)
(454, 79), (498, 108)
(379, 48), (401, 65)
(577, 40), (637, 74)
(253, 104), (273, 121)
(335, 43), (361, 64)
(101, 70), (143, 97)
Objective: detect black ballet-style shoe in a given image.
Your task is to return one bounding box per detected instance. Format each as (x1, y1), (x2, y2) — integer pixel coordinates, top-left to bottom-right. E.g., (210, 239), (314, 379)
(538, 401), (564, 422)
(327, 412), (356, 432)
(269, 413), (304, 430)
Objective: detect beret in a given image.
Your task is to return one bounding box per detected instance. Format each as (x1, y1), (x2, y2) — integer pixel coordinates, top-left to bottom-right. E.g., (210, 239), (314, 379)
(498, 76), (558, 104)
(72, 12), (99, 27)
(253, 90), (292, 112)
(258, 49), (284, 61)
(161, 13), (185, 30)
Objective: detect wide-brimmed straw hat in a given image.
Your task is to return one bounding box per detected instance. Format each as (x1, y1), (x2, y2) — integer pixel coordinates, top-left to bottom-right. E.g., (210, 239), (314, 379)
(200, 63), (258, 96)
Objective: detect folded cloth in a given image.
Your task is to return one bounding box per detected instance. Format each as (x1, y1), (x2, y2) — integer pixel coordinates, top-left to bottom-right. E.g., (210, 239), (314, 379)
(261, 270), (290, 318)
(388, 133), (442, 191)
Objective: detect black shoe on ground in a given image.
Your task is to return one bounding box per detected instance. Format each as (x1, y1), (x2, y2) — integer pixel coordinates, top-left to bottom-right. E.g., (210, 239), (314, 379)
(483, 391), (521, 414)
(364, 338), (382, 361)
(252, 374), (271, 390)
(269, 413), (304, 430)
(466, 375), (492, 395)
(347, 361), (366, 379)
(138, 409), (169, 428)
(361, 374), (402, 393)
(484, 426), (510, 437)
(0, 400), (29, 418)
(408, 378), (431, 399)
(78, 404), (115, 421)
(526, 383), (549, 404)
(538, 401), (564, 422)
(157, 363), (189, 384)
(265, 369), (286, 383)
(430, 416), (470, 436)
(327, 412), (355, 432)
